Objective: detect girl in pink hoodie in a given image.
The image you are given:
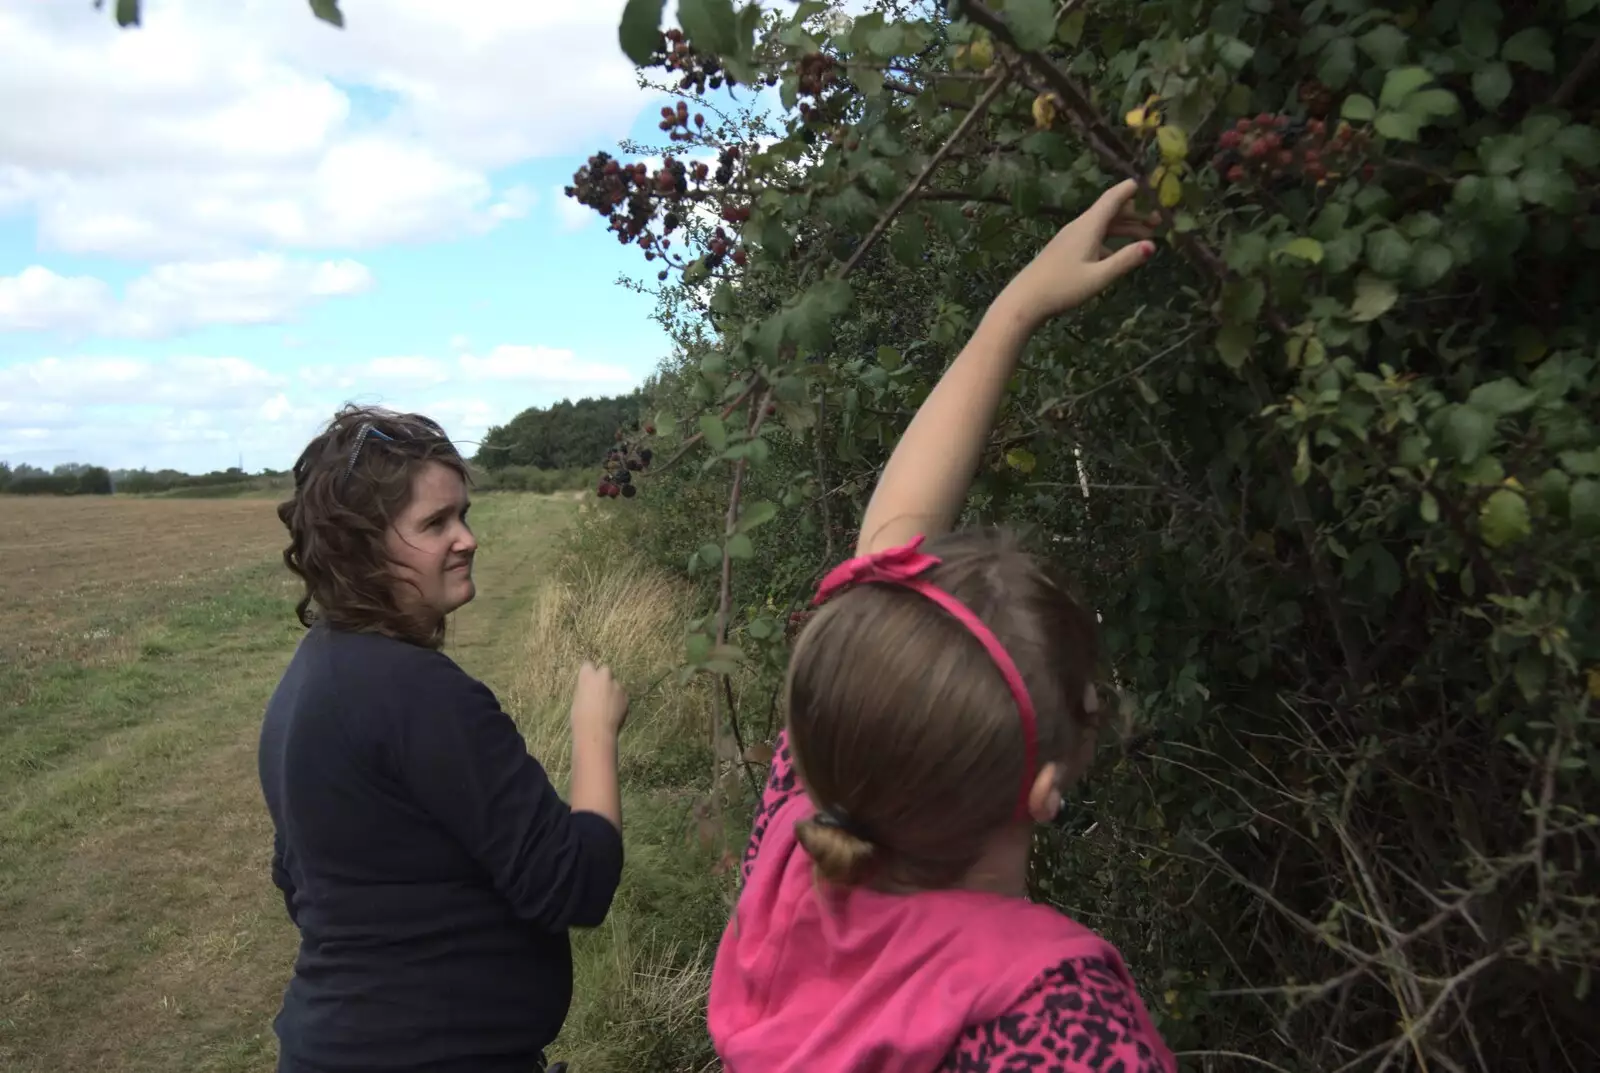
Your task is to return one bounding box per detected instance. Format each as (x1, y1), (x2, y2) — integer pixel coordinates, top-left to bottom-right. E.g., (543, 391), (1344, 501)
(708, 179), (1180, 1073)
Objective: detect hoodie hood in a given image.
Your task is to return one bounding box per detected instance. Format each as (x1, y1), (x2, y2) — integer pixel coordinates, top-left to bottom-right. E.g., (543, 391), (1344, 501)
(708, 792), (1123, 1073)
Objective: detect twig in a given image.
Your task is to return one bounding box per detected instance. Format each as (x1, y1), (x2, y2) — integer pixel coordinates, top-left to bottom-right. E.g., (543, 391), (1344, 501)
(837, 66), (1013, 278)
(653, 378), (764, 475)
(815, 388), (836, 568)
(1552, 37), (1600, 108)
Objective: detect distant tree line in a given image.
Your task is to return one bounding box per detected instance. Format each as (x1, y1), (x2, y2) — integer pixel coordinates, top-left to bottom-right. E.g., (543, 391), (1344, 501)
(0, 462), (114, 496)
(474, 389), (649, 472)
(0, 461), (290, 497)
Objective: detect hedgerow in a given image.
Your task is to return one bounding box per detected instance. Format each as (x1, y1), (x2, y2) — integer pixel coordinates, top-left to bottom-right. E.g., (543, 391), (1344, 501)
(572, 1), (1600, 1068)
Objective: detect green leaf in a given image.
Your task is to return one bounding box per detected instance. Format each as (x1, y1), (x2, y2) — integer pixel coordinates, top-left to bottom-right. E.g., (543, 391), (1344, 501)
(1443, 405), (1495, 464)
(1569, 479), (1600, 536)
(1365, 229), (1412, 277)
(1408, 242), (1454, 287)
(1318, 36), (1356, 89)
(619, 0), (667, 65)
(678, 0), (738, 57)
(1379, 66), (1434, 111)
(308, 0), (344, 27)
(1559, 449), (1600, 476)
(1341, 94), (1376, 121)
(1503, 27), (1555, 71)
(1277, 237), (1325, 264)
(115, 0), (140, 26)
(1478, 488), (1531, 548)
(1358, 24), (1407, 66)
(1215, 324), (1254, 369)
(1472, 63), (1513, 109)
(1468, 378), (1538, 415)
(1478, 135), (1525, 177)
(1350, 273), (1398, 322)
(876, 345), (903, 370)
(1058, 9), (1086, 46)
(1375, 112), (1423, 142)
(1406, 88), (1459, 119)
(1001, 0), (1058, 51)
(735, 499), (778, 534)
(1420, 490), (1440, 524)
(726, 533), (755, 560)
(1571, 0), (1600, 17)
(699, 415), (729, 451)
(685, 631), (713, 664)
(1553, 124), (1600, 167)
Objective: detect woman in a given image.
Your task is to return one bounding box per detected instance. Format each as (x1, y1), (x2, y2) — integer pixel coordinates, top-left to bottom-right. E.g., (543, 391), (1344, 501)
(258, 405), (628, 1073)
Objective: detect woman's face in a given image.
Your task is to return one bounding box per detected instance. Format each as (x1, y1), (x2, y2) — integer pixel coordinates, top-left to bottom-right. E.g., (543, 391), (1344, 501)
(386, 461), (477, 621)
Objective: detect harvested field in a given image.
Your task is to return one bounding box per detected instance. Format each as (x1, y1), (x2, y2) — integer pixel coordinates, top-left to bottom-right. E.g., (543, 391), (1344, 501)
(0, 496), (284, 666)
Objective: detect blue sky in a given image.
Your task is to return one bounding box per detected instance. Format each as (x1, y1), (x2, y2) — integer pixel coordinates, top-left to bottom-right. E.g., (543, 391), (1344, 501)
(0, 0), (780, 474)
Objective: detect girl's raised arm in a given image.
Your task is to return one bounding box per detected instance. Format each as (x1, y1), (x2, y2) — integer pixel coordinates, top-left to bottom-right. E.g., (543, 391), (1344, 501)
(856, 179), (1157, 556)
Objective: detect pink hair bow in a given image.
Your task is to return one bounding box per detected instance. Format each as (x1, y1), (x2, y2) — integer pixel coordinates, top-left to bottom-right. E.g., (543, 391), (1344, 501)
(809, 535), (1040, 822)
(813, 535), (942, 606)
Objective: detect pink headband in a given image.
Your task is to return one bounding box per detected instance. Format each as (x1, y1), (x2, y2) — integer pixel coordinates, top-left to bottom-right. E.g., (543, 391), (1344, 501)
(812, 535), (1039, 822)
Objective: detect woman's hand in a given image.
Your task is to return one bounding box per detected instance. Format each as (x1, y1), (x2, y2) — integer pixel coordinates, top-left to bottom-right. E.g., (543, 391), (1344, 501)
(994, 178), (1159, 333)
(570, 662), (629, 742)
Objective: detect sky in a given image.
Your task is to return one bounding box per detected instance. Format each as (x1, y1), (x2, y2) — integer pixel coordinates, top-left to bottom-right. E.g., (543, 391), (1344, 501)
(0, 0), (760, 475)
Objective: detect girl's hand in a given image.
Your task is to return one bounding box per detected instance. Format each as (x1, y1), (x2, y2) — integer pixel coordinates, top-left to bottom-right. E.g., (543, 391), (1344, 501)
(995, 178), (1159, 332)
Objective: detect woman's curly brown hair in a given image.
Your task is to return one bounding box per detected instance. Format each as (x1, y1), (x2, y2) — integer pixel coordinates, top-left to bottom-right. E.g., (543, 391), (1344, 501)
(277, 404), (471, 650)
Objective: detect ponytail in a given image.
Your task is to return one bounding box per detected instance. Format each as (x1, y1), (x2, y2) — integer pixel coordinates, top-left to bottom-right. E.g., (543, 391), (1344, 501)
(795, 814), (878, 886)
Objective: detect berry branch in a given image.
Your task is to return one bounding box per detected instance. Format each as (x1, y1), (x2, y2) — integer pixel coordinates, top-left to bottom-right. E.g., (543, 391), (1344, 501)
(959, 0), (1368, 690)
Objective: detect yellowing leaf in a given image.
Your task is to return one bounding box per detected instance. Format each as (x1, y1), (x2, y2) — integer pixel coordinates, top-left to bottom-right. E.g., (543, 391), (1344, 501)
(1031, 93), (1059, 131)
(1587, 666), (1600, 700)
(1158, 168), (1183, 207)
(1278, 237), (1326, 264)
(1478, 488), (1531, 548)
(968, 36), (994, 71)
(1005, 447), (1038, 474)
(1156, 125), (1189, 162)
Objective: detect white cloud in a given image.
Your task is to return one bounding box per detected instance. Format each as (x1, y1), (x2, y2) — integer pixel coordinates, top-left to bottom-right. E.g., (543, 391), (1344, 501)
(0, 1), (656, 259)
(0, 345), (644, 472)
(0, 255), (374, 338)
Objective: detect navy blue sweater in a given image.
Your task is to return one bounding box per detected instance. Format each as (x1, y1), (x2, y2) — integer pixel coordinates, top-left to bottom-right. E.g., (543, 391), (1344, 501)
(258, 623), (623, 1073)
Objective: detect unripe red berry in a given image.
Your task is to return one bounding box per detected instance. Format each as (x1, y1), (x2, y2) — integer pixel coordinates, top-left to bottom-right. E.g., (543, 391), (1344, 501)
(1220, 130), (1242, 149)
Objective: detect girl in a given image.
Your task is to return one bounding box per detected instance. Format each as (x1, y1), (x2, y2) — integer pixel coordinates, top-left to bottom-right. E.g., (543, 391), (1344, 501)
(707, 179), (1178, 1072)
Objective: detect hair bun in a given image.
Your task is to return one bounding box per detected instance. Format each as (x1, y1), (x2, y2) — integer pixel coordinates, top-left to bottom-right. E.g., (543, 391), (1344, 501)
(795, 813), (877, 886)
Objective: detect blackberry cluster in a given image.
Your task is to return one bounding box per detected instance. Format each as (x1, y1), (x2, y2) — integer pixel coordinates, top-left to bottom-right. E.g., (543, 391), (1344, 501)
(714, 146), (740, 185)
(659, 99), (708, 144)
(795, 52), (839, 126)
(565, 153), (691, 247)
(597, 423), (655, 500)
(658, 27), (735, 94)
(1211, 113), (1374, 187)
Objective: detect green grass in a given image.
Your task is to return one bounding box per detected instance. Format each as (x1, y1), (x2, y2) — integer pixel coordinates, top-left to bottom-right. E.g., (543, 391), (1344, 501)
(0, 492), (730, 1073)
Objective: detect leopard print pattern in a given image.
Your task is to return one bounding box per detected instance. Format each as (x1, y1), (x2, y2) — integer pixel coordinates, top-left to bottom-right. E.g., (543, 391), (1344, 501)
(742, 731), (801, 883)
(939, 956), (1169, 1072)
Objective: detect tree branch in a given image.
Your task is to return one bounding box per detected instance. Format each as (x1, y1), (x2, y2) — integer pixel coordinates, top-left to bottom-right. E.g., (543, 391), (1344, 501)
(838, 67), (1013, 278)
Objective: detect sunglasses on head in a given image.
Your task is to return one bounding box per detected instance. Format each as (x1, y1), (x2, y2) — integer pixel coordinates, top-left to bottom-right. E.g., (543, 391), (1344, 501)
(292, 416), (446, 490)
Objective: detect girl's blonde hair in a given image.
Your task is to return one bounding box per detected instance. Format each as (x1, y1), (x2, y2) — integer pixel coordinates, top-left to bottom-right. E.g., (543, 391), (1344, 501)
(788, 528), (1100, 890)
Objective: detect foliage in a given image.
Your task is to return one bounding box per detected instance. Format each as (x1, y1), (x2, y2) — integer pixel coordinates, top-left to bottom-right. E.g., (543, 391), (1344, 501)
(1, 462), (114, 496)
(95, 0), (343, 30)
(468, 464), (592, 495)
(573, 0), (1600, 1069)
(474, 391), (654, 473)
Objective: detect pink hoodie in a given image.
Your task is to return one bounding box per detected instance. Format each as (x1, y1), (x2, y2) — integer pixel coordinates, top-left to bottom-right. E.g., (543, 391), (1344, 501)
(709, 790), (1172, 1072)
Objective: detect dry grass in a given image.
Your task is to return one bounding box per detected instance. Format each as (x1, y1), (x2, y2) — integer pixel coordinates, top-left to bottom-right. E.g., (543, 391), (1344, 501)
(513, 550), (711, 772)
